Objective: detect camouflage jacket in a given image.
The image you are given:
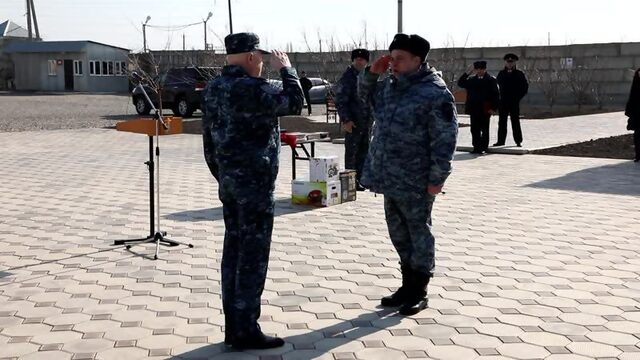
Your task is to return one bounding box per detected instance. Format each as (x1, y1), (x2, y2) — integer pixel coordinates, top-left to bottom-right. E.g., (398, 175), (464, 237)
(359, 67), (458, 197)
(335, 65), (371, 126)
(201, 65), (303, 196)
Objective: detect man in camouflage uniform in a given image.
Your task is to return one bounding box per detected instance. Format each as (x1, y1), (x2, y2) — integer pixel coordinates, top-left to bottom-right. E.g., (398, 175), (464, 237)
(335, 48), (372, 190)
(202, 32), (303, 349)
(359, 34), (458, 315)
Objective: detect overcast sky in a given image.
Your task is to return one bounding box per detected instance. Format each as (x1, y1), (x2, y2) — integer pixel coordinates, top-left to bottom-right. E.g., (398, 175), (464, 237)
(2, 0), (639, 52)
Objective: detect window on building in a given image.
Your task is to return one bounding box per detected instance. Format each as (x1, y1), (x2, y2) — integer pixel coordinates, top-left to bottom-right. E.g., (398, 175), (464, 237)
(102, 61), (108, 76)
(74, 60), (83, 76)
(89, 61), (95, 75)
(108, 61), (114, 75)
(48, 60), (57, 76)
(95, 61), (102, 75)
(120, 61), (127, 76)
(114, 62), (121, 76)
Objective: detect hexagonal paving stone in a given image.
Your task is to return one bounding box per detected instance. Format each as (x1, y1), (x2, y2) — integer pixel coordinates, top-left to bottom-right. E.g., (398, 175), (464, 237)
(452, 333), (502, 348)
(427, 344), (480, 360)
(355, 348), (407, 360)
(0, 342), (40, 358)
(457, 306), (502, 318)
(605, 320), (640, 335)
(1, 323), (52, 337)
(63, 338), (115, 354)
(475, 323), (525, 337)
(577, 304), (624, 316)
(566, 342), (622, 358)
(545, 354), (592, 360)
(74, 320), (121, 333)
(434, 314), (481, 328)
(141, 316), (188, 330)
(137, 334), (187, 350)
(95, 347), (149, 360)
(411, 324), (458, 339)
(497, 343), (550, 359)
(313, 337), (365, 353)
(559, 313), (607, 326)
(21, 351), (72, 360)
(44, 313), (92, 326)
(518, 332), (570, 347)
(31, 330), (83, 345)
(498, 314), (544, 327)
(585, 331), (640, 346)
(103, 326), (153, 341)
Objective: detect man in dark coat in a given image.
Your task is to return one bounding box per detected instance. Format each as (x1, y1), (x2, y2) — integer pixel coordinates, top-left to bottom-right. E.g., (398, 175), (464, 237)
(300, 71), (313, 115)
(201, 32), (303, 349)
(494, 53), (528, 147)
(335, 48), (373, 189)
(625, 68), (640, 162)
(457, 61), (499, 154)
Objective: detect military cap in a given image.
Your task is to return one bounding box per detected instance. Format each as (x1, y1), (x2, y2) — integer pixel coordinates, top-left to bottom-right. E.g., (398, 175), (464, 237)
(351, 48), (370, 62)
(224, 32), (270, 55)
(504, 53), (519, 61)
(473, 60), (487, 69)
(388, 33), (431, 62)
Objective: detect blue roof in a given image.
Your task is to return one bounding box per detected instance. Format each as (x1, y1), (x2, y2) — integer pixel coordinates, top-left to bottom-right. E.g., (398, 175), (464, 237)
(4, 40), (129, 53)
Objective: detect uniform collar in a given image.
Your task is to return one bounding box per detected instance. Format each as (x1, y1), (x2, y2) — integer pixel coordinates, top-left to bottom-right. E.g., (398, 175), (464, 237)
(222, 64), (249, 77)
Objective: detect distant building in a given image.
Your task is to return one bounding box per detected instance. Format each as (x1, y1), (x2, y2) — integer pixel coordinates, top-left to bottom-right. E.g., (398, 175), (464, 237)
(4, 40), (130, 92)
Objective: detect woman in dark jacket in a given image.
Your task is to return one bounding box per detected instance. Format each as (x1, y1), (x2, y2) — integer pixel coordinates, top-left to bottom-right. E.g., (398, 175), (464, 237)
(626, 68), (640, 162)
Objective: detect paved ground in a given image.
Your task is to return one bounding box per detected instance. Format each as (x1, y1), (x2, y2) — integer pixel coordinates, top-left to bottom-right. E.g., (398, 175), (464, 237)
(1, 127), (640, 360)
(0, 92), (328, 133)
(456, 112), (629, 151)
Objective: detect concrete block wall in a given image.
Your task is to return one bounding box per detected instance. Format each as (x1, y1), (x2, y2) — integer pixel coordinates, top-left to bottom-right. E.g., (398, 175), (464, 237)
(147, 42), (640, 115)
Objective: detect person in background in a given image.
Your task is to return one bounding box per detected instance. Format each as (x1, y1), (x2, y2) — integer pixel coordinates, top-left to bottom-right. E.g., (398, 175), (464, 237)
(335, 48), (373, 190)
(495, 53), (528, 147)
(458, 61), (499, 154)
(300, 71), (313, 116)
(625, 68), (640, 162)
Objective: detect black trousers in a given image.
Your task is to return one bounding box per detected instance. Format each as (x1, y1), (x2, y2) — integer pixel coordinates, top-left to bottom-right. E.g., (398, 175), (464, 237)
(303, 92), (312, 115)
(344, 125), (370, 182)
(635, 130), (640, 160)
(470, 112), (491, 152)
(498, 101), (523, 145)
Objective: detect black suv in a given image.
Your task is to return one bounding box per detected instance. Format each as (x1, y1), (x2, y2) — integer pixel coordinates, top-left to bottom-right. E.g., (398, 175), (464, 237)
(132, 66), (219, 118)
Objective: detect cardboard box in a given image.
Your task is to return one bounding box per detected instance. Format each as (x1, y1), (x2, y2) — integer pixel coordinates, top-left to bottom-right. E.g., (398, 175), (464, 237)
(309, 156), (340, 182)
(339, 170), (357, 203)
(292, 179), (341, 207)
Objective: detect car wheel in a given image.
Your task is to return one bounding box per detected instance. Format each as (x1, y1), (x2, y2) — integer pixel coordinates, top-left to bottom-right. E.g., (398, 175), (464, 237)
(172, 97), (194, 118)
(135, 96), (151, 115)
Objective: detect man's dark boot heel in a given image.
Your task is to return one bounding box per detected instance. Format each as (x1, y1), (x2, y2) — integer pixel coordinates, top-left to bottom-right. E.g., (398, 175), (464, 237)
(230, 332), (284, 350)
(398, 272), (433, 316)
(381, 265), (411, 307)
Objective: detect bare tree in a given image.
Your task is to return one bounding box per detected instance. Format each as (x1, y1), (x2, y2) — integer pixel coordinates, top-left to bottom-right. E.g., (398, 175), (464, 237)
(564, 64), (595, 110)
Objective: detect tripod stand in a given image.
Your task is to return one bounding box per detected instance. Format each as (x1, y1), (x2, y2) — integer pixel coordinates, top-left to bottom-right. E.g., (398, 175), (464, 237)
(113, 77), (193, 260)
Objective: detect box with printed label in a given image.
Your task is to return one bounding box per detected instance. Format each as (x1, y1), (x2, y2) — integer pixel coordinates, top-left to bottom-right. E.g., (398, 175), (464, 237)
(309, 156), (340, 182)
(292, 179), (341, 207)
(339, 170), (357, 203)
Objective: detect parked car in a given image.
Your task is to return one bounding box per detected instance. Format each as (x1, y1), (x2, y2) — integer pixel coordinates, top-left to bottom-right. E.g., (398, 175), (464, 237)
(307, 77), (334, 104)
(265, 77), (334, 105)
(132, 66), (219, 118)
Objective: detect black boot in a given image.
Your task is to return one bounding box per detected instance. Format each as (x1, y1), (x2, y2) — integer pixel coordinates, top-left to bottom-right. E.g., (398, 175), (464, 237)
(229, 331), (285, 350)
(398, 271), (432, 316)
(381, 264), (411, 307)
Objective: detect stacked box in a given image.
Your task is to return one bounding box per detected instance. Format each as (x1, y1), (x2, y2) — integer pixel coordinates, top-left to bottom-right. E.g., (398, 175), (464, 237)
(292, 180), (341, 207)
(339, 170), (357, 203)
(310, 156), (340, 182)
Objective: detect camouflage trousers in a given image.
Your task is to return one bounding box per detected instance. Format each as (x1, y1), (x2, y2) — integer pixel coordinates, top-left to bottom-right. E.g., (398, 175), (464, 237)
(384, 193), (436, 274)
(220, 190), (275, 338)
(344, 125), (370, 183)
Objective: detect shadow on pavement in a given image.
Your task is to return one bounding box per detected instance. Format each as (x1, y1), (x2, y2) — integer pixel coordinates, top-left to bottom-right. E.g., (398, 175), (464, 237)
(526, 162), (640, 196)
(174, 309), (402, 359)
(165, 198), (318, 222)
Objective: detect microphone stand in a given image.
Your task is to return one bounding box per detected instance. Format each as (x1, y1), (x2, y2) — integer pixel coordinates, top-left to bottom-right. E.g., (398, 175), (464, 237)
(113, 80), (193, 260)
